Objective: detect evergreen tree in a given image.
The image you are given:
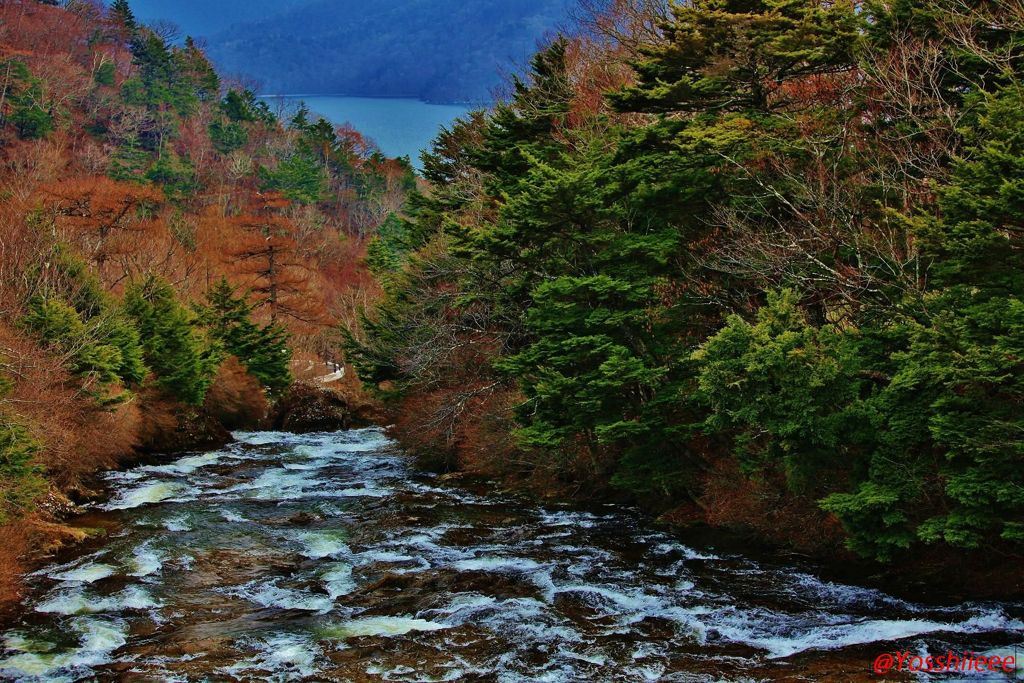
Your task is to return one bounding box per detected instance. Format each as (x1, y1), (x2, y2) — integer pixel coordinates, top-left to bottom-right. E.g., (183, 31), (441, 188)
(3, 60), (54, 140)
(145, 150), (198, 200)
(825, 85), (1024, 556)
(180, 37), (220, 102)
(221, 89), (274, 124)
(0, 384), (45, 525)
(259, 151), (326, 204)
(365, 213), (414, 277)
(124, 276), (221, 406)
(209, 118), (248, 155)
(347, 0), (1024, 566)
(198, 278), (292, 393)
(21, 247), (148, 402)
(611, 0), (859, 114)
(21, 297), (145, 403)
(109, 0), (138, 36)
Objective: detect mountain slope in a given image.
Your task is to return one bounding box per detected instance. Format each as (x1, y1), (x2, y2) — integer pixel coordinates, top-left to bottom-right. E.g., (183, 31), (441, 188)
(125, 0), (303, 38)
(205, 0), (577, 102)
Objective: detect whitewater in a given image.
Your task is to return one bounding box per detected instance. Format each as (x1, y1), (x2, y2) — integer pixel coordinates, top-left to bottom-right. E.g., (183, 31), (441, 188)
(1, 428), (1020, 681)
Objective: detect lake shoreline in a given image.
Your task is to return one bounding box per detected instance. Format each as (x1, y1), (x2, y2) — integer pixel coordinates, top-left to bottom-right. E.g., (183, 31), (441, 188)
(254, 95), (475, 165)
(259, 93), (490, 108)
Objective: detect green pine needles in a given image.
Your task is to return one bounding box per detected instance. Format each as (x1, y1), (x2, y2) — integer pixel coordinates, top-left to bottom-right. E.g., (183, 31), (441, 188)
(351, 0), (1024, 561)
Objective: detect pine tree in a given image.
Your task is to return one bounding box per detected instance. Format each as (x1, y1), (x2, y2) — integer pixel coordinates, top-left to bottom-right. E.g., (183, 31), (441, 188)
(820, 85), (1024, 558)
(259, 151), (326, 204)
(365, 213), (414, 277)
(0, 387), (45, 524)
(611, 0), (859, 114)
(180, 37), (220, 102)
(901, 85), (1024, 548)
(109, 0), (138, 36)
(124, 276), (221, 406)
(209, 118), (248, 155)
(198, 278), (292, 393)
(3, 61), (54, 140)
(21, 297), (146, 403)
(221, 89), (274, 124)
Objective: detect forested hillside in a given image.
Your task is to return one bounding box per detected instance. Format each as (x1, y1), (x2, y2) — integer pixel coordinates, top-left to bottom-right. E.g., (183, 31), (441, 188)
(3, 0), (1022, 613)
(118, 0), (286, 37)
(349, 0), (1024, 586)
(205, 0), (578, 102)
(0, 0), (410, 604)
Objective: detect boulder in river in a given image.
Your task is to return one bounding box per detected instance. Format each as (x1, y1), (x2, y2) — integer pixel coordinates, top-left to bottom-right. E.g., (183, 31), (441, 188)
(271, 382), (379, 433)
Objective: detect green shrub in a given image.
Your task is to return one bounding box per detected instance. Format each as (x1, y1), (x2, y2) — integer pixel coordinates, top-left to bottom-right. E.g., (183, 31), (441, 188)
(0, 377), (45, 524)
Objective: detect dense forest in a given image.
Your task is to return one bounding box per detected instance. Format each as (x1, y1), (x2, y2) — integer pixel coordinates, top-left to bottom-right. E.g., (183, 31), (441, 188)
(119, 0), (289, 38)
(347, 0), (1024, 586)
(2, 0), (1023, 614)
(0, 0), (413, 604)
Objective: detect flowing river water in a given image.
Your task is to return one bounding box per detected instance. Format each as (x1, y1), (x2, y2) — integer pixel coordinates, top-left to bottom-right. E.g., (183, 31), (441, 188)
(1, 428), (1022, 682)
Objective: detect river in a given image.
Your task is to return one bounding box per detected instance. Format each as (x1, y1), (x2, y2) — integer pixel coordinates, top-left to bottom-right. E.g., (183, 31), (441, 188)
(0, 429), (1021, 681)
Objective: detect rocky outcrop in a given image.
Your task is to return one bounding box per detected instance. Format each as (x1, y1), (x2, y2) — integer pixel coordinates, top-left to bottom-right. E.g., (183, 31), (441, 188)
(271, 382), (379, 433)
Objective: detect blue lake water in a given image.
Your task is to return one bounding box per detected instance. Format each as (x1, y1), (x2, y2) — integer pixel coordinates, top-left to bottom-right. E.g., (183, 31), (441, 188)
(265, 95), (475, 167)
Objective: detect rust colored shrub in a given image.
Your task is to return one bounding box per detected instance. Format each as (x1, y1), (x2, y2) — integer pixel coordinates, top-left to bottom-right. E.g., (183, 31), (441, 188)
(389, 390), (461, 471)
(389, 383), (522, 475)
(134, 390), (184, 451)
(0, 322), (141, 489)
(0, 522), (30, 613)
(698, 456), (846, 554)
(69, 400), (142, 481)
(203, 356), (269, 430)
(451, 387), (522, 477)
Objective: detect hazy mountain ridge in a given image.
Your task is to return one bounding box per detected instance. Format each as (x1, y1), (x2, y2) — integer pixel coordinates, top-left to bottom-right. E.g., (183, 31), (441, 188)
(128, 0), (297, 38)
(131, 0), (578, 103)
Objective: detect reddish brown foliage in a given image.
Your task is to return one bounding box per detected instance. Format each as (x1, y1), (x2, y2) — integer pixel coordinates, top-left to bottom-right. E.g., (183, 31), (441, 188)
(698, 456), (846, 554)
(227, 194), (328, 327)
(0, 322), (140, 489)
(133, 391), (185, 452)
(203, 356), (269, 430)
(0, 0), (403, 615)
(390, 385), (521, 475)
(0, 523), (30, 612)
(43, 177), (166, 277)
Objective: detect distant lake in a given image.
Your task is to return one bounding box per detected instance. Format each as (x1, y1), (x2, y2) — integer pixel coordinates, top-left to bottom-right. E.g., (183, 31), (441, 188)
(264, 95), (475, 168)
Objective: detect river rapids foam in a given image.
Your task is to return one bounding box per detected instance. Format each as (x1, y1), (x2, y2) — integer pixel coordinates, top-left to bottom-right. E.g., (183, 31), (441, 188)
(1, 428), (1021, 681)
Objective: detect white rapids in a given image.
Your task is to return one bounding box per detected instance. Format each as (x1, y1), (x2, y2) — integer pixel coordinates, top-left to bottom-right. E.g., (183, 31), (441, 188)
(1, 428), (1021, 681)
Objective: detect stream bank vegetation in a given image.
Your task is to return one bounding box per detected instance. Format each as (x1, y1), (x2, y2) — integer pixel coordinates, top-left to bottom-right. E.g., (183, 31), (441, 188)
(0, 0), (406, 609)
(347, 0), (1024, 596)
(2, 0), (1022, 613)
